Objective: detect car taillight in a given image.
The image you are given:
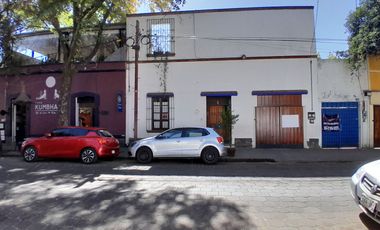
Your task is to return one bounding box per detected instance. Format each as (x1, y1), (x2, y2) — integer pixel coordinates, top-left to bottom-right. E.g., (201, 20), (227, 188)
(217, 136), (223, 143)
(98, 138), (107, 145)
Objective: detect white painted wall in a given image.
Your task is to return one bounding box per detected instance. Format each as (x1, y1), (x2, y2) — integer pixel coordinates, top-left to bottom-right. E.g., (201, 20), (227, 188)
(126, 7), (316, 60)
(317, 60), (370, 148)
(126, 58), (319, 147)
(125, 7), (319, 148)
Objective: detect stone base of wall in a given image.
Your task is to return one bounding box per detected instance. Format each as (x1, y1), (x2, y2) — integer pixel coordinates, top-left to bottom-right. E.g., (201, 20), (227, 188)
(235, 138), (252, 147)
(307, 138), (320, 149)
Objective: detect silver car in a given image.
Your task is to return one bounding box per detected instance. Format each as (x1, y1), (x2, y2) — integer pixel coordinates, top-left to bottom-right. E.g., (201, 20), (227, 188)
(129, 127), (226, 164)
(351, 159), (380, 224)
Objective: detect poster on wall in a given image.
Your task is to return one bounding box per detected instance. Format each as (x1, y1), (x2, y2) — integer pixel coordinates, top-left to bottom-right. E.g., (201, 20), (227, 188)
(34, 76), (59, 115)
(322, 114), (340, 131)
(281, 115), (299, 128)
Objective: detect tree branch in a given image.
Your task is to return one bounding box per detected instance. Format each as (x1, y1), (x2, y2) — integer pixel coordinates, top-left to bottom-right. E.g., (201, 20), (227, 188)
(83, 2), (113, 62)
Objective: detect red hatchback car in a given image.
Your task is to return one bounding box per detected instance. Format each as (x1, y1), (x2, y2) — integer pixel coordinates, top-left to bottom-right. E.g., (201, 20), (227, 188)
(20, 127), (120, 164)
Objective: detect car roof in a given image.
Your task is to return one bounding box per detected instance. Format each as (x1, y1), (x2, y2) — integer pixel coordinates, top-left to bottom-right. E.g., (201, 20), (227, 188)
(171, 127), (209, 130)
(56, 126), (106, 131)
(168, 127), (216, 132)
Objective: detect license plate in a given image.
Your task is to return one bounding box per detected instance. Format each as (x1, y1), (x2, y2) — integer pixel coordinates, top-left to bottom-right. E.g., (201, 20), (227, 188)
(360, 194), (378, 213)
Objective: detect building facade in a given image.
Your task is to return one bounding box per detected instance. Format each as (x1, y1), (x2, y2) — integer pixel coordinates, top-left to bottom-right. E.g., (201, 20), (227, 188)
(0, 63), (126, 144)
(317, 60), (369, 148)
(125, 7), (320, 148)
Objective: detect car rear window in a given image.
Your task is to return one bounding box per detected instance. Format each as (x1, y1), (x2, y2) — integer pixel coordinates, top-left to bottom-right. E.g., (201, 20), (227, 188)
(183, 128), (210, 137)
(97, 130), (113, 137)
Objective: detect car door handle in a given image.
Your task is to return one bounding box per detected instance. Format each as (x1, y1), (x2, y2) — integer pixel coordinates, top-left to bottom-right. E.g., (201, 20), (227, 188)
(176, 140), (181, 143)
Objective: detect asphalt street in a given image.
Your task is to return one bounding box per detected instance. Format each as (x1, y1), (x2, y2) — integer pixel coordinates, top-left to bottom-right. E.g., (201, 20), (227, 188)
(1, 156), (380, 230)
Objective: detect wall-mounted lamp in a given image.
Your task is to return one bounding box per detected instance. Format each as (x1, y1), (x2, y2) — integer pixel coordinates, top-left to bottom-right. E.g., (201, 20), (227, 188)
(117, 94), (123, 112)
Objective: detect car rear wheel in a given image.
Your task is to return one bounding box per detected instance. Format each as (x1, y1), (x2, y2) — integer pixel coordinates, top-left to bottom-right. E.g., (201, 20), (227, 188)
(80, 148), (98, 164)
(23, 146), (38, 162)
(201, 146), (220, 164)
(136, 147), (153, 164)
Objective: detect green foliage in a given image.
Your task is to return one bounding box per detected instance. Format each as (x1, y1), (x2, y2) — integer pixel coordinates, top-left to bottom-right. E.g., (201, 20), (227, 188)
(0, 0), (24, 70)
(346, 0), (380, 71)
(326, 51), (349, 60)
(221, 108), (239, 147)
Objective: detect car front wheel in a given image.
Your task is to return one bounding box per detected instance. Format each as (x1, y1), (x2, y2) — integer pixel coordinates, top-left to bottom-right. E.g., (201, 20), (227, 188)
(80, 148), (98, 164)
(23, 146), (38, 162)
(201, 146), (220, 164)
(136, 147), (153, 164)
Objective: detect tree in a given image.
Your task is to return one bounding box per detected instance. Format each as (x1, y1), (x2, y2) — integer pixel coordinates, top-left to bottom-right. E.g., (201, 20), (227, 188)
(221, 107), (239, 148)
(0, 0), (24, 72)
(346, 0), (380, 71)
(21, 0), (185, 126)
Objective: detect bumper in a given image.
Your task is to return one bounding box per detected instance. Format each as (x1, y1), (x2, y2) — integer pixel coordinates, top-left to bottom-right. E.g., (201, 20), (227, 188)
(351, 177), (380, 224)
(219, 146), (227, 157)
(98, 146), (120, 158)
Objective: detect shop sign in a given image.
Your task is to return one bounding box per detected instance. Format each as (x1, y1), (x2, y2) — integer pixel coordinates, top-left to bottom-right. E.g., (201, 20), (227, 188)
(34, 76), (59, 115)
(323, 114), (340, 131)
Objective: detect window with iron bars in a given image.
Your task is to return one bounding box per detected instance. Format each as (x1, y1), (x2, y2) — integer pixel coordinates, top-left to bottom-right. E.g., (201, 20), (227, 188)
(147, 18), (175, 56)
(146, 93), (174, 132)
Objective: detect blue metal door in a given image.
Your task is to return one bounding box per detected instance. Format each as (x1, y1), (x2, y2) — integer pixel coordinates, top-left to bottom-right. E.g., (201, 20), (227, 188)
(322, 102), (359, 148)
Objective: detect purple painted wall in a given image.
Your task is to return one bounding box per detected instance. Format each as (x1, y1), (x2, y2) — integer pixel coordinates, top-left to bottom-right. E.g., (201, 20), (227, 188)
(0, 62), (126, 137)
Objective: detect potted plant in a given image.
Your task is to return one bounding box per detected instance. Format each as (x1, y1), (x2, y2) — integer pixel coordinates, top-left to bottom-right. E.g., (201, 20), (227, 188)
(221, 107), (239, 157)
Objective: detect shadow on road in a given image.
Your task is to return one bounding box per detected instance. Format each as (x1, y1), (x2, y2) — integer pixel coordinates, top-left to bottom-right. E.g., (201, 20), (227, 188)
(359, 213), (380, 230)
(0, 159), (256, 229)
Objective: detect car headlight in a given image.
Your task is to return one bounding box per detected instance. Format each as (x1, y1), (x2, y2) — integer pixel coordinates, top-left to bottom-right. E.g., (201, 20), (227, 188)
(129, 141), (137, 148)
(353, 165), (366, 182)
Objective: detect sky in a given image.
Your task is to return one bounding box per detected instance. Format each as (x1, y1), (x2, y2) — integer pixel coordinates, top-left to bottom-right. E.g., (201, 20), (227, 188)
(138, 0), (358, 58)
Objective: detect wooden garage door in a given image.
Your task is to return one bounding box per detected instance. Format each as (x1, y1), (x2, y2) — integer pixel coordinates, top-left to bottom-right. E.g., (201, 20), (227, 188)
(256, 95), (303, 148)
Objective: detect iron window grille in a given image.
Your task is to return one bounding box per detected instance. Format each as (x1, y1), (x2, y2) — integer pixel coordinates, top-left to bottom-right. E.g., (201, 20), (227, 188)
(146, 93), (174, 132)
(147, 18), (175, 56)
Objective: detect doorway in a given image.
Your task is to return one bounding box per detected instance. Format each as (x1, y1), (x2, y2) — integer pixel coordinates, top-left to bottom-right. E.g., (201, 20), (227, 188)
(11, 101), (30, 144)
(76, 96), (95, 127)
(374, 105), (380, 147)
(206, 97), (231, 143)
(71, 93), (99, 127)
(255, 95), (304, 148)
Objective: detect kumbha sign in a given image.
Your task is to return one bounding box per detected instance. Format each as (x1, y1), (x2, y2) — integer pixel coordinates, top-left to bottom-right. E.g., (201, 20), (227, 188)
(34, 76), (60, 115)
(35, 103), (59, 115)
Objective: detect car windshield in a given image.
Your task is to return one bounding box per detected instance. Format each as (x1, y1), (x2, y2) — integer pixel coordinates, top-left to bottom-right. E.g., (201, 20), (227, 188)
(98, 130), (113, 137)
(159, 129), (182, 139)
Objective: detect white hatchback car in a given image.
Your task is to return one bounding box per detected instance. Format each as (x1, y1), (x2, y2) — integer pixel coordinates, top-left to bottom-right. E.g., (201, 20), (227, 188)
(128, 127), (226, 164)
(351, 160), (380, 224)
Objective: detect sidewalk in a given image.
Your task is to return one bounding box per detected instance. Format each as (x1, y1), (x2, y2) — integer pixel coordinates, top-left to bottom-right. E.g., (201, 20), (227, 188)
(2, 147), (380, 163)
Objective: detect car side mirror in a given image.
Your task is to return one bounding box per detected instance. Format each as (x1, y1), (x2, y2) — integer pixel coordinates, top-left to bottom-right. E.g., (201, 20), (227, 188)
(45, 133), (52, 138)
(155, 135), (164, 140)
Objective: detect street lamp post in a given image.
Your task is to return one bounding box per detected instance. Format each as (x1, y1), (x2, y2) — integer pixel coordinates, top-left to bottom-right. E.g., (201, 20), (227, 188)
(127, 20), (151, 140)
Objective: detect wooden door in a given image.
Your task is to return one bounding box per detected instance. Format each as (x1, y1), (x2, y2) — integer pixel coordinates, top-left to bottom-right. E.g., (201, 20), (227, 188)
(279, 106), (303, 146)
(255, 95), (304, 148)
(207, 105), (226, 140)
(256, 107), (280, 146)
(374, 106), (380, 147)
